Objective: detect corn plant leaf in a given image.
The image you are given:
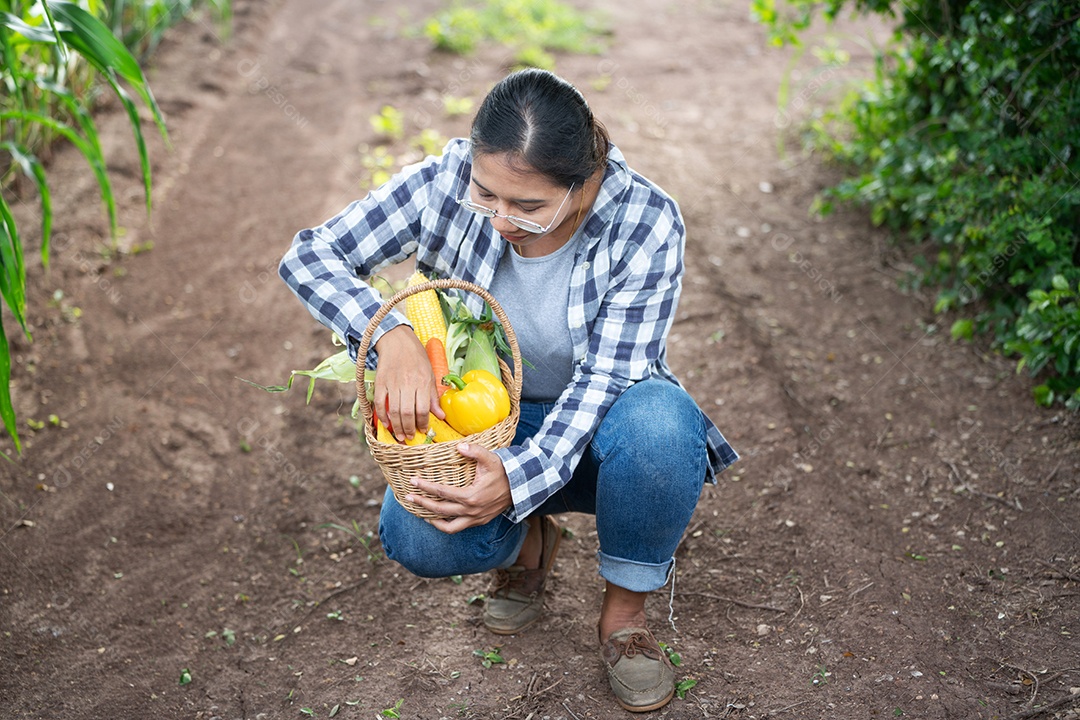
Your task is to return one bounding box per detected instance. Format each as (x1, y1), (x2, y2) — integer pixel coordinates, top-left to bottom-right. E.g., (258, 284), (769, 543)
(0, 142), (52, 267)
(0, 11), (59, 43)
(103, 73), (152, 215)
(1, 110), (117, 237)
(236, 377), (293, 394)
(34, 76), (108, 252)
(0, 308), (20, 456)
(0, 17), (25, 84)
(48, 2), (168, 144)
(0, 194), (29, 337)
(38, 0), (64, 48)
(1, 193), (30, 453)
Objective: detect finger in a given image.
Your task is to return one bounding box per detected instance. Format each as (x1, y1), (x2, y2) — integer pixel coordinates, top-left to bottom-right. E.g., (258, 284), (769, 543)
(383, 392), (405, 442)
(373, 387), (388, 428)
(410, 479), (466, 507)
(429, 386), (446, 421)
(399, 388), (421, 440)
(415, 388), (433, 434)
(405, 487), (463, 519)
(394, 387), (425, 441)
(456, 442), (499, 468)
(429, 515), (471, 534)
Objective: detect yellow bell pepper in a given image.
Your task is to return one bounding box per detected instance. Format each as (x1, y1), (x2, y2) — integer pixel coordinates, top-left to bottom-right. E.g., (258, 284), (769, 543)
(439, 369), (510, 436)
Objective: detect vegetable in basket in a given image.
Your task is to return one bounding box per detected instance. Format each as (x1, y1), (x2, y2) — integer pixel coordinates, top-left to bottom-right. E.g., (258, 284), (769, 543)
(426, 338), (451, 397)
(441, 290), (527, 378)
(243, 272), (517, 444)
(404, 272), (447, 347)
(374, 412), (464, 445)
(439, 369), (511, 436)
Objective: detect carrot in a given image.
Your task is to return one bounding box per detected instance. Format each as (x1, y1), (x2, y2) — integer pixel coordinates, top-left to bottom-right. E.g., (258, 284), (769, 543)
(426, 337), (450, 396)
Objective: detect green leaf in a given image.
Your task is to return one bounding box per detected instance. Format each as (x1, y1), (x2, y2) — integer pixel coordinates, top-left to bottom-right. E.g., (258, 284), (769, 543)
(0, 143), (52, 265)
(33, 76), (111, 252)
(1, 110), (117, 237)
(0, 310), (21, 455)
(179, 668), (192, 685)
(38, 0), (66, 54)
(48, 2), (169, 144)
(675, 677), (697, 699)
(0, 12), (60, 43)
(0, 191), (27, 453)
(1033, 384), (1054, 407)
(949, 319), (974, 341)
(1051, 274), (1069, 291)
(20, 1), (163, 222)
(102, 74), (153, 215)
(658, 641), (683, 666)
(49, 3), (139, 88)
(0, 195), (29, 337)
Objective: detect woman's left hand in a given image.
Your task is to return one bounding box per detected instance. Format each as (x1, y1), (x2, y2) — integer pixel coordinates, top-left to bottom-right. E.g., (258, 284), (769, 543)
(405, 443), (513, 533)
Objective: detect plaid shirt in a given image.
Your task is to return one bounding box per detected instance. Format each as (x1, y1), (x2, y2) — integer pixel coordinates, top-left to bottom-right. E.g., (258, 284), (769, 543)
(279, 139), (738, 522)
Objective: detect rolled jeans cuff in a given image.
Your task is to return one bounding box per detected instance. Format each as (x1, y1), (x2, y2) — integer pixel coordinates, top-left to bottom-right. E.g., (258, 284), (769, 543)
(597, 551), (673, 593)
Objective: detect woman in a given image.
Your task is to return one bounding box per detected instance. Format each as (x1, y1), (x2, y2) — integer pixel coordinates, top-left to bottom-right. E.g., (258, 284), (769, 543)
(279, 68), (737, 713)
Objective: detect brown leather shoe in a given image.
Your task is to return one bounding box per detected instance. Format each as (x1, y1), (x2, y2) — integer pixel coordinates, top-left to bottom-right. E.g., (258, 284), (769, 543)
(601, 627), (676, 712)
(482, 516), (561, 635)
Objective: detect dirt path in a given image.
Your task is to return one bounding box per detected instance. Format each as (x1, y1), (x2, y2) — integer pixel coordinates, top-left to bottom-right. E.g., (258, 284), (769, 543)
(2, 1), (1078, 718)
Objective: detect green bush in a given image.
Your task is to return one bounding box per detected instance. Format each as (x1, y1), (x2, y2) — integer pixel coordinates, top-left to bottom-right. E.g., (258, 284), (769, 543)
(757, 0), (1080, 409)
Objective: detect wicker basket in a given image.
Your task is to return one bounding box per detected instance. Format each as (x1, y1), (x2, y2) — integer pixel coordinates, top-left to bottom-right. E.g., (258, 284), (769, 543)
(355, 278), (522, 519)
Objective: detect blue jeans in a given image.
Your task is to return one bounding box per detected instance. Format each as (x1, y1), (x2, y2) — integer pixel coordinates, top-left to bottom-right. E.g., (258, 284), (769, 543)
(378, 378), (708, 592)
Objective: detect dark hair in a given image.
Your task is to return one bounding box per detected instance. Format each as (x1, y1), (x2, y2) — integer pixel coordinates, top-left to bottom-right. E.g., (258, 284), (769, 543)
(470, 68), (610, 188)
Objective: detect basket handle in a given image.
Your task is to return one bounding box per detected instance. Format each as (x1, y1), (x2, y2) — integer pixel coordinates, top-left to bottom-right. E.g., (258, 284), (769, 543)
(355, 278), (523, 423)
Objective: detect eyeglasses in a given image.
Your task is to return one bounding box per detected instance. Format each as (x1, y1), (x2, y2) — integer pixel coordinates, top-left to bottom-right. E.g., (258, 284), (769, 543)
(457, 183), (575, 234)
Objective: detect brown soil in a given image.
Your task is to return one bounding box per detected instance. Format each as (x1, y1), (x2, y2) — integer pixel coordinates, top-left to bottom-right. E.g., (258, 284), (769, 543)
(2, 1), (1078, 718)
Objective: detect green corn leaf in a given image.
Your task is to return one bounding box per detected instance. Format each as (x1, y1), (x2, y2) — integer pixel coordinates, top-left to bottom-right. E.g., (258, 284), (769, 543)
(0, 309), (20, 456)
(48, 2), (142, 88)
(1, 110), (117, 237)
(0, 195), (29, 338)
(34, 76), (108, 255)
(0, 22), (26, 95)
(0, 142), (52, 266)
(237, 349), (362, 401)
(48, 2), (169, 144)
(1, 192), (29, 454)
(236, 377), (292, 394)
(103, 72), (152, 215)
(38, 0), (65, 50)
(0, 11), (60, 43)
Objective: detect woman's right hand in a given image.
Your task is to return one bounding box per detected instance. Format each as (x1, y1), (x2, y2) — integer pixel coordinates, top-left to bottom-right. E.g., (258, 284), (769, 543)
(372, 325), (444, 442)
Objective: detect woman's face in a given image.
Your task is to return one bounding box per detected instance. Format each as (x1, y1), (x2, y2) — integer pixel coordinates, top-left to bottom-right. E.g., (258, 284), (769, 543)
(468, 152), (578, 257)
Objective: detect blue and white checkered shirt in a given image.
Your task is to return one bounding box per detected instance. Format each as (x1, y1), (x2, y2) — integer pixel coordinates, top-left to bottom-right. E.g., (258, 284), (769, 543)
(279, 139), (738, 522)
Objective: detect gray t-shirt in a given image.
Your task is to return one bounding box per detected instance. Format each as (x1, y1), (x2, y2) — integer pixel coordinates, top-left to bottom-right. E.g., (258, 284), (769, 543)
(489, 234), (581, 402)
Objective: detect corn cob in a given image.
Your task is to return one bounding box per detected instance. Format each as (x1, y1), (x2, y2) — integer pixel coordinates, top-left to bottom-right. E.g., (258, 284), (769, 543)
(404, 271), (446, 347)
